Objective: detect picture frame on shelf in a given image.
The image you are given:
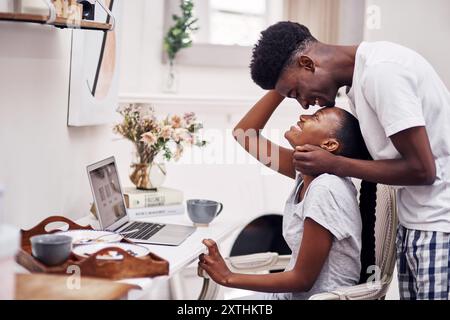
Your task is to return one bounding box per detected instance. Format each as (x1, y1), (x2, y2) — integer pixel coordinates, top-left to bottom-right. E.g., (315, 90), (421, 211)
(67, 0), (121, 126)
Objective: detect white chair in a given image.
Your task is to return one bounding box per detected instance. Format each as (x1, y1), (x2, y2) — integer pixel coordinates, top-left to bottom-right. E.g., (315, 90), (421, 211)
(198, 184), (398, 300)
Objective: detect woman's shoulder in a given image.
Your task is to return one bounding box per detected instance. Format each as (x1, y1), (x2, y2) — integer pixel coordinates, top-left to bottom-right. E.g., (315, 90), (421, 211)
(302, 174), (362, 240)
(310, 173), (357, 195)
(306, 174), (359, 210)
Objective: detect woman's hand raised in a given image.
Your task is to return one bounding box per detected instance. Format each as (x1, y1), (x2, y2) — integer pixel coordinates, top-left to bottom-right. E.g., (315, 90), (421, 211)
(198, 239), (233, 286)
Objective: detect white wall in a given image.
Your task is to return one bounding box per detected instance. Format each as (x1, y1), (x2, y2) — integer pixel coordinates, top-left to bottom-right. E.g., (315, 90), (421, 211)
(338, 0), (365, 45)
(364, 0), (450, 87)
(0, 23), (132, 228)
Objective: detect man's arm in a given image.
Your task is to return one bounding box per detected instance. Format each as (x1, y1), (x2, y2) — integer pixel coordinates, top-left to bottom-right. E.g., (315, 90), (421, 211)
(293, 126), (436, 185)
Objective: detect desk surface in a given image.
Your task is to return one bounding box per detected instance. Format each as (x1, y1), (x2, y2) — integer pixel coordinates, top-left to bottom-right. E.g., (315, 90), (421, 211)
(76, 210), (248, 299)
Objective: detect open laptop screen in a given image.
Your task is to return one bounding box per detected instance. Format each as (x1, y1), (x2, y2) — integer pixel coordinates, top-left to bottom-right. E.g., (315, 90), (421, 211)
(89, 160), (127, 228)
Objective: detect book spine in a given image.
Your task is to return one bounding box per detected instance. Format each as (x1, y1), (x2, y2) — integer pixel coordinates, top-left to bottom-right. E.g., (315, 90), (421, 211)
(125, 192), (183, 208)
(127, 204), (184, 219)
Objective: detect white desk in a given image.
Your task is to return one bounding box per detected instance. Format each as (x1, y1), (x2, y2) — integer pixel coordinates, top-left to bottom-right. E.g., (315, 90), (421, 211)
(76, 210), (249, 299)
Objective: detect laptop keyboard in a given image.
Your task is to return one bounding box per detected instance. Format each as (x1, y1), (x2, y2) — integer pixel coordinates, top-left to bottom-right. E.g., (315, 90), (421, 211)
(120, 221), (165, 240)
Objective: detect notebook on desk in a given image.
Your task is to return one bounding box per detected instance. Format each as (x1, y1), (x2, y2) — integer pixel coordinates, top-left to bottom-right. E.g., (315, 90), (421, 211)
(87, 156), (196, 246)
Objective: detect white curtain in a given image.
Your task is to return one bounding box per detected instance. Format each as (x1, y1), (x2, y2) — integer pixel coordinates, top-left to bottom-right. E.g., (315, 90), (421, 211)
(283, 0), (341, 44)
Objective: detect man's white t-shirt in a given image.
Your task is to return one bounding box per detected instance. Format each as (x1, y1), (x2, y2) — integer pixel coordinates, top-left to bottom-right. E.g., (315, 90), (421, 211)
(347, 41), (450, 233)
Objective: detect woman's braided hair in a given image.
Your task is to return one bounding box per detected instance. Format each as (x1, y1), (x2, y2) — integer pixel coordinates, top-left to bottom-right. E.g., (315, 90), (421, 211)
(335, 108), (377, 284)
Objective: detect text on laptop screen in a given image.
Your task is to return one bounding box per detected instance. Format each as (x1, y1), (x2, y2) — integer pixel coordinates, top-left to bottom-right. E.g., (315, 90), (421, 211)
(89, 162), (127, 227)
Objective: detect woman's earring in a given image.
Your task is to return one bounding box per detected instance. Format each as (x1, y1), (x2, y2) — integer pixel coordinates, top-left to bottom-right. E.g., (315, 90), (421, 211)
(315, 98), (319, 106)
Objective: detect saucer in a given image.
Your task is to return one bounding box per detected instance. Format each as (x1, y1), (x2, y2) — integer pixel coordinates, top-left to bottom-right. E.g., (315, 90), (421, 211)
(193, 223), (210, 227)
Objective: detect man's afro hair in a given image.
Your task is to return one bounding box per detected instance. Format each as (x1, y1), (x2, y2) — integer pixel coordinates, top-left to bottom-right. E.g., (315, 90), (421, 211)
(250, 21), (316, 90)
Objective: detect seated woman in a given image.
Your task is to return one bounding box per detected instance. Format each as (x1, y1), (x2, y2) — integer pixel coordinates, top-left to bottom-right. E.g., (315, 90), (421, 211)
(198, 91), (376, 300)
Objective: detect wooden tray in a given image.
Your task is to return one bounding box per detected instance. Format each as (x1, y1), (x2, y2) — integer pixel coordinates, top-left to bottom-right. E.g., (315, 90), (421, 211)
(16, 216), (169, 281)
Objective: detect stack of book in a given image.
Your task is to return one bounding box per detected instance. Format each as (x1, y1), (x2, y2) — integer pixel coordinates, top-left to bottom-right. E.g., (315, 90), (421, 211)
(123, 187), (184, 219)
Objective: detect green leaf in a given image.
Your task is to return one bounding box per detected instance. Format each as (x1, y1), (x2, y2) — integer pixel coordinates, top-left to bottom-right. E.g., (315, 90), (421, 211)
(163, 0), (199, 60)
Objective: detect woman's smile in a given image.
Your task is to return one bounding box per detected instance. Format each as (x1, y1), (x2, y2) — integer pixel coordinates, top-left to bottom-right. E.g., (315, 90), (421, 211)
(290, 124), (302, 134)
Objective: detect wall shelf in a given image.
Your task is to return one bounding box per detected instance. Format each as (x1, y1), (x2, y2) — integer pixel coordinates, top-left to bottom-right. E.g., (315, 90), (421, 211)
(0, 12), (112, 31)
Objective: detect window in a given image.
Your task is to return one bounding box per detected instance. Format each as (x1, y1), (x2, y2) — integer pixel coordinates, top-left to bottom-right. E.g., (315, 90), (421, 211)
(164, 0), (284, 67)
(208, 0), (267, 46)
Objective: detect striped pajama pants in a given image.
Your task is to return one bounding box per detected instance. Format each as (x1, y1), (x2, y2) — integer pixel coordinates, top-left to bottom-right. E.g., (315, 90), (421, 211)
(396, 225), (450, 300)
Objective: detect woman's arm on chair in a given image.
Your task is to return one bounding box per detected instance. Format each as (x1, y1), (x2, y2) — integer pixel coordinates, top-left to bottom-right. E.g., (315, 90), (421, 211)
(199, 218), (333, 293)
(233, 91), (295, 179)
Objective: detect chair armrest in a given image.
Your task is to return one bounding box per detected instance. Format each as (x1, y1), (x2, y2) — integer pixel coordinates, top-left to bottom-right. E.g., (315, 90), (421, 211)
(308, 281), (386, 300)
(198, 253), (391, 300)
(197, 252), (291, 300)
(228, 252), (291, 273)
(198, 252), (291, 279)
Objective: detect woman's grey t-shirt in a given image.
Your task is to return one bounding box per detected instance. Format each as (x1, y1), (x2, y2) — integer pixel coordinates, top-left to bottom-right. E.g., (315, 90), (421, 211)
(266, 173), (362, 300)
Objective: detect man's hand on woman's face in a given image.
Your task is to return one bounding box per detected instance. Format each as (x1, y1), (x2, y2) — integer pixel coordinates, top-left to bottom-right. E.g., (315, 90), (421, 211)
(198, 239), (233, 286)
(293, 145), (338, 176)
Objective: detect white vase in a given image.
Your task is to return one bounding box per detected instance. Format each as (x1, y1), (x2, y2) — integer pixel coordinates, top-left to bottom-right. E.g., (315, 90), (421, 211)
(163, 60), (179, 93)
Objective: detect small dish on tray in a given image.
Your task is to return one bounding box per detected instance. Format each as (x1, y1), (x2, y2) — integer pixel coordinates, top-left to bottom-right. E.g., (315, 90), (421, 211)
(56, 230), (123, 246)
(72, 243), (150, 260)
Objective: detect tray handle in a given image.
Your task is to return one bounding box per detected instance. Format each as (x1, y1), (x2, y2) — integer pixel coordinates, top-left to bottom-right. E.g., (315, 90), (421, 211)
(21, 215), (92, 247)
(79, 247), (169, 280)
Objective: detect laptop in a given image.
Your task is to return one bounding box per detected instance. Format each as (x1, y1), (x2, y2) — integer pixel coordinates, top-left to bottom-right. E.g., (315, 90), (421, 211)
(87, 156), (196, 246)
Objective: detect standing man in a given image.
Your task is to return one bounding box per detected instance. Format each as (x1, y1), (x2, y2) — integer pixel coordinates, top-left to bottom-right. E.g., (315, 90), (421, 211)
(249, 21), (450, 299)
